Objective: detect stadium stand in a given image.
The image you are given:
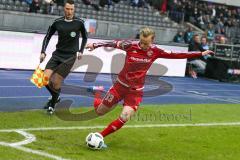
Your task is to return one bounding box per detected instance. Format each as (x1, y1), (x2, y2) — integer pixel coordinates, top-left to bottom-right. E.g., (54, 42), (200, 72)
(0, 0), (181, 29)
(2, 0), (239, 45)
(169, 0), (240, 44)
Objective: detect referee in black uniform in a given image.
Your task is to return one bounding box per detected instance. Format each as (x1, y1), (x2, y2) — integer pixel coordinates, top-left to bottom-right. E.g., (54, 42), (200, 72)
(40, 0), (87, 113)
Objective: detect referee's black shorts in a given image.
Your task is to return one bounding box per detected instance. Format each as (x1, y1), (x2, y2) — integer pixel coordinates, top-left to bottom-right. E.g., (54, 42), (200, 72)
(45, 51), (76, 78)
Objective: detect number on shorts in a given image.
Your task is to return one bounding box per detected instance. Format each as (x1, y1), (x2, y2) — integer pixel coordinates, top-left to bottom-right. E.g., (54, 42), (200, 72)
(104, 93), (114, 103)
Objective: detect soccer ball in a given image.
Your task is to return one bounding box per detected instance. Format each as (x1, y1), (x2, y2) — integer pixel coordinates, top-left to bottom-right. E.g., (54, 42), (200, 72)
(86, 132), (104, 149)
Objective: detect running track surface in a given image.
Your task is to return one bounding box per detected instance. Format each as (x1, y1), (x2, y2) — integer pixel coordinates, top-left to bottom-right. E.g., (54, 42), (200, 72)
(0, 70), (239, 112)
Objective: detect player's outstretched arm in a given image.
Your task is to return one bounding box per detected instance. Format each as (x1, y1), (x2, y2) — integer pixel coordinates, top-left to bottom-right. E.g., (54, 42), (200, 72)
(201, 50), (215, 56)
(157, 48), (214, 59)
(86, 40), (132, 52)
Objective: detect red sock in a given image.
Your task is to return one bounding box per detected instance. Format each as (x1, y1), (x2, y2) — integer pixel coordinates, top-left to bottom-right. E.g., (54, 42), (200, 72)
(100, 117), (126, 137)
(94, 92), (102, 111)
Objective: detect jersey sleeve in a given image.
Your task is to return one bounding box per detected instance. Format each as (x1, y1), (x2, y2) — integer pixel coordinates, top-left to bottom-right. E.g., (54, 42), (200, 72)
(79, 22), (88, 53)
(156, 47), (202, 59)
(93, 40), (132, 51)
(41, 22), (56, 54)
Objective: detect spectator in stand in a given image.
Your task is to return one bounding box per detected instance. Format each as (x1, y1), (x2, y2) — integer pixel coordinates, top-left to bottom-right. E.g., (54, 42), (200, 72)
(161, 0), (167, 14)
(192, 7), (198, 24)
(24, 0), (33, 5)
(29, 0), (40, 13)
(201, 36), (209, 50)
(168, 0), (240, 44)
(188, 34), (205, 78)
(184, 27), (194, 44)
(205, 23), (215, 42)
(215, 36), (227, 57)
(201, 36), (212, 62)
(147, 0), (163, 14)
(219, 36), (226, 44)
(130, 0), (138, 7)
(99, 0), (110, 8)
(197, 10), (205, 29)
(130, 0), (146, 8)
(215, 18), (225, 34)
(212, 5), (216, 17)
(99, 0), (120, 10)
(173, 31), (184, 43)
(82, 0), (100, 11)
(55, 0), (64, 6)
(189, 34), (204, 52)
(42, 0), (55, 14)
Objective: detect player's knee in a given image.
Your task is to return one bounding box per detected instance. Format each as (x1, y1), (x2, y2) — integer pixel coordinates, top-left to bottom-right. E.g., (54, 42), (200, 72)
(95, 108), (106, 116)
(95, 110), (104, 116)
(95, 104), (110, 116)
(120, 111), (134, 122)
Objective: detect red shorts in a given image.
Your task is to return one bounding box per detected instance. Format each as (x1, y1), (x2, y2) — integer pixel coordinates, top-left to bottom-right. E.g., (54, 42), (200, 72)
(102, 82), (143, 111)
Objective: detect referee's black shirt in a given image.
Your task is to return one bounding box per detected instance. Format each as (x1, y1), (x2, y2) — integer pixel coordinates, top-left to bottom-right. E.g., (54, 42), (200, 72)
(41, 16), (88, 57)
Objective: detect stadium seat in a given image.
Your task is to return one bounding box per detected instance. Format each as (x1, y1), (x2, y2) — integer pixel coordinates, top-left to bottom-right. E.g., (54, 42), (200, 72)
(58, 6), (63, 10)
(80, 8), (86, 14)
(7, 0), (14, 5)
(113, 17), (118, 22)
(39, 9), (44, 14)
(102, 16), (107, 21)
(92, 14), (97, 19)
(21, 1), (28, 7)
(15, 0), (21, 6)
(52, 9), (59, 15)
(12, 6), (18, 11)
(6, 5), (12, 11)
(0, 0), (185, 31)
(75, 3), (81, 8)
(17, 6), (23, 12)
(75, 7), (80, 13)
(75, 13), (80, 18)
(92, 10), (97, 15)
(103, 6), (108, 11)
(0, 4), (4, 10)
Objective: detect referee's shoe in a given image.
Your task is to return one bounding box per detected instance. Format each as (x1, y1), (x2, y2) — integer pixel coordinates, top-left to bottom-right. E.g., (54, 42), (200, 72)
(44, 97), (60, 110)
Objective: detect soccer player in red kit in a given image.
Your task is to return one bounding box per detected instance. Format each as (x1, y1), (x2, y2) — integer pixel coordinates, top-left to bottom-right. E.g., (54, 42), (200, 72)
(86, 27), (213, 145)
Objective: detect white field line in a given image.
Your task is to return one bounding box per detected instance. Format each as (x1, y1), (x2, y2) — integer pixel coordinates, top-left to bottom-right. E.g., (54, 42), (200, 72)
(0, 95), (240, 100)
(12, 146), (69, 160)
(10, 130), (36, 146)
(1, 85), (240, 93)
(1, 122), (240, 159)
(0, 122), (240, 133)
(0, 77), (240, 86)
(0, 130), (69, 160)
(0, 95), (85, 99)
(0, 86), (35, 88)
(176, 90), (240, 104)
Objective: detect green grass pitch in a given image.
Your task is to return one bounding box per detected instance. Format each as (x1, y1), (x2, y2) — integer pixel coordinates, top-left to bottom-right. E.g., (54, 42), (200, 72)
(0, 104), (240, 160)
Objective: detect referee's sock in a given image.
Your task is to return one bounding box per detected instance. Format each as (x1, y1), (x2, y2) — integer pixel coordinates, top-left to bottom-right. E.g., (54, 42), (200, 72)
(52, 88), (61, 105)
(45, 84), (61, 106)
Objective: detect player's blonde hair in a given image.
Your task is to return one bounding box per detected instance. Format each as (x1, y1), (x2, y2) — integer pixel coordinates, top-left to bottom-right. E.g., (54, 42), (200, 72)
(140, 27), (155, 38)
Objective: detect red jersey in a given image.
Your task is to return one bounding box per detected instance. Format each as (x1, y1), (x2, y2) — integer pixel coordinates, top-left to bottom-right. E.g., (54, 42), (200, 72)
(93, 40), (202, 89)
